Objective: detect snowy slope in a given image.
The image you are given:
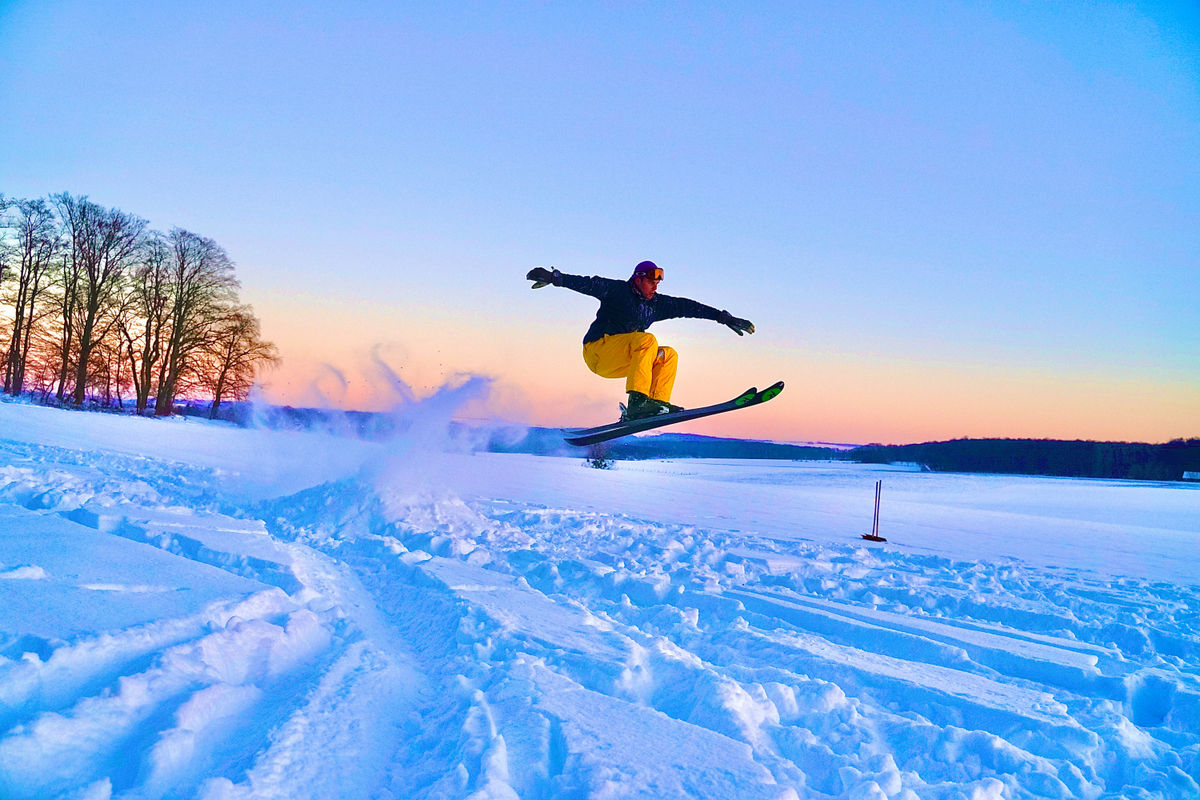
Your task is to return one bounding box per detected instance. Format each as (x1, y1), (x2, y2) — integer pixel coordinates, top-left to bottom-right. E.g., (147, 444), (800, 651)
(0, 398), (1198, 799)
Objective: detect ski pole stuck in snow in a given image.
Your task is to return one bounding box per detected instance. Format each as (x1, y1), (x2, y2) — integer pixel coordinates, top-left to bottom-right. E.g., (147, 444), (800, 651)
(862, 479), (887, 542)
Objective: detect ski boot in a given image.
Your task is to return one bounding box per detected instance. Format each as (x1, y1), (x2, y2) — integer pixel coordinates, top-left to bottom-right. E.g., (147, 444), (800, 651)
(620, 391), (684, 421)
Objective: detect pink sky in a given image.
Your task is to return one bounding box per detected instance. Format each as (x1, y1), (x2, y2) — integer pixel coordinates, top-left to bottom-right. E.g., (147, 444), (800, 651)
(255, 301), (1198, 445)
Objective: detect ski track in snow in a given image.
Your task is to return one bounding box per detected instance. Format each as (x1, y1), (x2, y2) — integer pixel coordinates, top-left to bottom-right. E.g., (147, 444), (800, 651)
(0, 403), (1198, 798)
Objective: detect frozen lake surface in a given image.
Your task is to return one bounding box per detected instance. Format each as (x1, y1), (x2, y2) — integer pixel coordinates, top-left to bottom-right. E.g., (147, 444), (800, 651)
(0, 399), (1197, 798)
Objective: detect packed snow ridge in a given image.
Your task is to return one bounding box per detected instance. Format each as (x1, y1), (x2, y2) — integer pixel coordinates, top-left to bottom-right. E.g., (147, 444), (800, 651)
(0, 396), (1197, 799)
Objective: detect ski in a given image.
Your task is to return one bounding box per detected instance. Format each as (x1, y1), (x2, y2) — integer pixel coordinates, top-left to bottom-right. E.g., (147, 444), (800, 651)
(564, 381), (785, 447)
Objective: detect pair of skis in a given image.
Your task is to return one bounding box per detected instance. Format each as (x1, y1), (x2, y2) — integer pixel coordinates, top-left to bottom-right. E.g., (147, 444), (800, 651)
(564, 381), (785, 447)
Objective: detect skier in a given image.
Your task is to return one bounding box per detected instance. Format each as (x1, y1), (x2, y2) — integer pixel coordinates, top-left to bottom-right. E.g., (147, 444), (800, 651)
(525, 261), (755, 420)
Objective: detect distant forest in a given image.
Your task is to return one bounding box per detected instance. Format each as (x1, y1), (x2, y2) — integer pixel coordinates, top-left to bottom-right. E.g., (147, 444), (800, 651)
(489, 428), (1200, 482)
(850, 438), (1200, 482)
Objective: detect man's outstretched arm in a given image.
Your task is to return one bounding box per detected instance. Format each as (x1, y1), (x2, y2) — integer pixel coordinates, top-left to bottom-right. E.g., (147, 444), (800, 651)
(656, 294), (755, 336)
(525, 267), (622, 299)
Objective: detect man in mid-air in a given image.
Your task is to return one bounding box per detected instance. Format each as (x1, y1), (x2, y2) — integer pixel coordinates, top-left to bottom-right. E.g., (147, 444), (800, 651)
(525, 260), (755, 420)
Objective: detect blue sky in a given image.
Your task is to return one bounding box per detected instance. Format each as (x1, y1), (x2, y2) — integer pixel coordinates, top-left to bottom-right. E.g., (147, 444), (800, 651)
(2, 1), (1197, 442)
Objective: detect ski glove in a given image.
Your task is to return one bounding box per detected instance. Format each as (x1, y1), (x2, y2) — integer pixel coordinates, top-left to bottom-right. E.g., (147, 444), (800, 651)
(526, 266), (561, 289)
(719, 311), (755, 336)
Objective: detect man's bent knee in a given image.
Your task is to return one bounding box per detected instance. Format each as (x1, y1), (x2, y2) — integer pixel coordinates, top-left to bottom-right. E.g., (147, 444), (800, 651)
(628, 332), (657, 353)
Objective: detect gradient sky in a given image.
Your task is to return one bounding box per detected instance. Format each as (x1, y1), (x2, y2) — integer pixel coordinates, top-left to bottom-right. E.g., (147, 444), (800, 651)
(2, 1), (1197, 444)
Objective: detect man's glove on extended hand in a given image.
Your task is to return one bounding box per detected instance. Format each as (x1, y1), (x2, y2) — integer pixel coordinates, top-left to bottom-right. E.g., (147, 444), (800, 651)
(718, 311), (755, 336)
(526, 267), (561, 289)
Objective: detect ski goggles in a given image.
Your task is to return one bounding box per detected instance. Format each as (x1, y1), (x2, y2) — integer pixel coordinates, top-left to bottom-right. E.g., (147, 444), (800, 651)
(634, 267), (664, 282)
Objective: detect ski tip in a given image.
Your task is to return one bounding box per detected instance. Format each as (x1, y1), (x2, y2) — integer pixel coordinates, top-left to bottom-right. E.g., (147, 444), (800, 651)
(733, 387), (758, 406)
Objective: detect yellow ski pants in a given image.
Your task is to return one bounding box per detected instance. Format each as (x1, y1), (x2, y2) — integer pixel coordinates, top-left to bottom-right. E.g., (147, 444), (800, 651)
(582, 332), (678, 402)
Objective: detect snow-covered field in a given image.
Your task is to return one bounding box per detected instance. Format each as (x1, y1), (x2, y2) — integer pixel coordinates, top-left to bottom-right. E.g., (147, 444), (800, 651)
(1, 398), (1198, 799)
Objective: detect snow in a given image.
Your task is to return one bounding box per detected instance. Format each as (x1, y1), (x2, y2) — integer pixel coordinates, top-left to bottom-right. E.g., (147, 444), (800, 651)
(0, 398), (1198, 799)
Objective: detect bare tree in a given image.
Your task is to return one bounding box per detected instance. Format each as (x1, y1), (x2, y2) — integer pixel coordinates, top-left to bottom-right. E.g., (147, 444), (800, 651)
(21, 320), (68, 400)
(51, 194), (88, 401)
(120, 232), (171, 414)
(4, 198), (60, 395)
(153, 228), (236, 416)
(0, 195), (11, 378)
(94, 335), (127, 408)
(53, 193), (147, 405)
(200, 305), (278, 419)
(48, 251), (81, 402)
(89, 278), (137, 406)
(0, 194), (11, 291)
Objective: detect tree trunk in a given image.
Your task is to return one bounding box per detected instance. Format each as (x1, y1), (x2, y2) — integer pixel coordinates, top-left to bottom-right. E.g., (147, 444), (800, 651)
(56, 357), (72, 402)
(155, 373), (177, 416)
(209, 369), (229, 419)
(71, 310), (98, 406)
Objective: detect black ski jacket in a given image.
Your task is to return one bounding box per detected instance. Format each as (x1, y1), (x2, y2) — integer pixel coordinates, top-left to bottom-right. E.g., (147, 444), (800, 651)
(553, 271), (725, 344)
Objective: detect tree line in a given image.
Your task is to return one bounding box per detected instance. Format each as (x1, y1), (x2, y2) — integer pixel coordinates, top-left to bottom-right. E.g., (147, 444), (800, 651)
(489, 426), (1200, 482)
(851, 438), (1200, 482)
(0, 192), (278, 417)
